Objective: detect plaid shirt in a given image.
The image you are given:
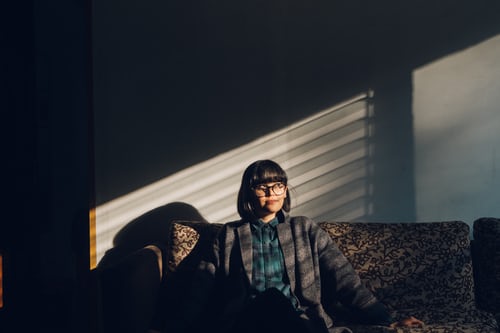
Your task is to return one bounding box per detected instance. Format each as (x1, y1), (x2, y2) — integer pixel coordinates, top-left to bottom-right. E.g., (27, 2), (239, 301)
(250, 217), (298, 308)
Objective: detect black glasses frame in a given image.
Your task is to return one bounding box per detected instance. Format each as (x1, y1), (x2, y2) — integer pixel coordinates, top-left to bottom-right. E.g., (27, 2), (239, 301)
(252, 182), (286, 197)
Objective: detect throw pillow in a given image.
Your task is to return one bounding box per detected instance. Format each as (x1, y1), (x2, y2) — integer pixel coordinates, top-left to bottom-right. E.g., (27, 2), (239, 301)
(167, 222), (200, 272)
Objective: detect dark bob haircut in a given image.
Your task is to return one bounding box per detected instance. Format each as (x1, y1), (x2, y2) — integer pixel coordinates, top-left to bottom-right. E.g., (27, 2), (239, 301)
(237, 159), (291, 220)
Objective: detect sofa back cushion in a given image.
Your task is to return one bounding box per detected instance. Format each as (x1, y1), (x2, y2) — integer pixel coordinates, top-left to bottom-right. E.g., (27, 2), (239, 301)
(318, 221), (475, 312)
(153, 221), (222, 330)
(166, 220), (223, 273)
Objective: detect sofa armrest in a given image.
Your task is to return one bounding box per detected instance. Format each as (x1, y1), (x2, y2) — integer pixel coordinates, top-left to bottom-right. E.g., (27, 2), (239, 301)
(96, 246), (163, 333)
(473, 217), (500, 315)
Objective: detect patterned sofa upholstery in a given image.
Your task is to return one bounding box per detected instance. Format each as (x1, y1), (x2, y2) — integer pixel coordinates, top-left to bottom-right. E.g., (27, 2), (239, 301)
(165, 220), (498, 333)
(96, 212), (500, 333)
(318, 221), (498, 333)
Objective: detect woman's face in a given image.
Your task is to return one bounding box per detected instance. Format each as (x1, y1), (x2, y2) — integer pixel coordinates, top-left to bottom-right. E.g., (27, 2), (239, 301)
(252, 182), (287, 222)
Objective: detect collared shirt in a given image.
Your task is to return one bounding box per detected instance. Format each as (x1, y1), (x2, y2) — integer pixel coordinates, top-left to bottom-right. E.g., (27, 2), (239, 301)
(250, 216), (298, 308)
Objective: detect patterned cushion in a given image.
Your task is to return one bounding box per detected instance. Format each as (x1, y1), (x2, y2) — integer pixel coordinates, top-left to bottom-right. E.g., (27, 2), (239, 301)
(319, 221), (498, 333)
(167, 223), (200, 272)
(166, 220), (222, 273)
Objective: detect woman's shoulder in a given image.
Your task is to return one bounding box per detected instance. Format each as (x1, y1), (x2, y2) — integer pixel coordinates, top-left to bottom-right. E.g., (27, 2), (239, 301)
(286, 215), (322, 231)
(287, 214), (315, 225)
(286, 215), (312, 223)
(287, 214), (328, 236)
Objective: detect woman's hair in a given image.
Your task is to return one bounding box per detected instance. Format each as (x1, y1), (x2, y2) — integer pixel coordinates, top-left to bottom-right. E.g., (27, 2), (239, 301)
(237, 159), (291, 220)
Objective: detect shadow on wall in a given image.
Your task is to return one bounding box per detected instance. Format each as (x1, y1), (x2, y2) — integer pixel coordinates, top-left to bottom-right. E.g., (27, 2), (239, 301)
(113, 202), (208, 249)
(96, 202), (208, 267)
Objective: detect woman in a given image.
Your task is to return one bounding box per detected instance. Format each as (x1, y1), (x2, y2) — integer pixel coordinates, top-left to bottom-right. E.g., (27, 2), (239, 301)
(190, 160), (422, 333)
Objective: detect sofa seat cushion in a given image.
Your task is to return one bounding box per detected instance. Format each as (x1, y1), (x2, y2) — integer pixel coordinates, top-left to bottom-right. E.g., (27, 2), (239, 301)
(400, 307), (497, 331)
(343, 307), (498, 333)
(318, 221), (476, 313)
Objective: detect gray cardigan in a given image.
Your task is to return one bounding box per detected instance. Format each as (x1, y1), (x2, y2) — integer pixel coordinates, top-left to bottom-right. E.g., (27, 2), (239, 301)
(187, 212), (391, 333)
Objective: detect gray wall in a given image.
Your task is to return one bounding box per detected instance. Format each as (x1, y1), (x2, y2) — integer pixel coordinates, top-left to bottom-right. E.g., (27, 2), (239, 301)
(92, 0), (500, 257)
(413, 35), (500, 224)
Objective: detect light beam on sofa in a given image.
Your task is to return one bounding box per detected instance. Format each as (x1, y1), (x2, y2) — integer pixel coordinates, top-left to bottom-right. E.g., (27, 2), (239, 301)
(93, 92), (375, 266)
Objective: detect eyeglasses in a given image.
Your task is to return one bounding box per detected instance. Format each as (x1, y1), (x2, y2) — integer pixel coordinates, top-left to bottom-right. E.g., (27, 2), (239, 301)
(252, 183), (286, 197)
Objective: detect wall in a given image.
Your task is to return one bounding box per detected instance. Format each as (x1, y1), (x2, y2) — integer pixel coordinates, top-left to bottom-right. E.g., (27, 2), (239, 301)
(92, 0), (500, 260)
(413, 35), (500, 224)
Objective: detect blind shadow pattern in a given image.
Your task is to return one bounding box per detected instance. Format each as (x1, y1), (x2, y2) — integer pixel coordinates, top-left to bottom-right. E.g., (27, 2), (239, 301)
(94, 92), (374, 262)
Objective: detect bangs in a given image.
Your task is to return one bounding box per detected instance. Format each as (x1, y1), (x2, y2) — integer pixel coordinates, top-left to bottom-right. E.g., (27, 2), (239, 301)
(250, 165), (287, 187)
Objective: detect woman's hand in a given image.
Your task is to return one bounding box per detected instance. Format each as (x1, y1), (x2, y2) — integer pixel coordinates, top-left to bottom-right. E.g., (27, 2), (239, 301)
(390, 316), (425, 328)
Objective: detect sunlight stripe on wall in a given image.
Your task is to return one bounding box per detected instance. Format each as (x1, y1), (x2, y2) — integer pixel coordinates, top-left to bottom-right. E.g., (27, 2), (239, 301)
(94, 92), (374, 263)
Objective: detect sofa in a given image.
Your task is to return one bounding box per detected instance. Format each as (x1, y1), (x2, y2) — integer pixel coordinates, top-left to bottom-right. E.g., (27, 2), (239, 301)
(318, 220), (499, 333)
(94, 203), (500, 333)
